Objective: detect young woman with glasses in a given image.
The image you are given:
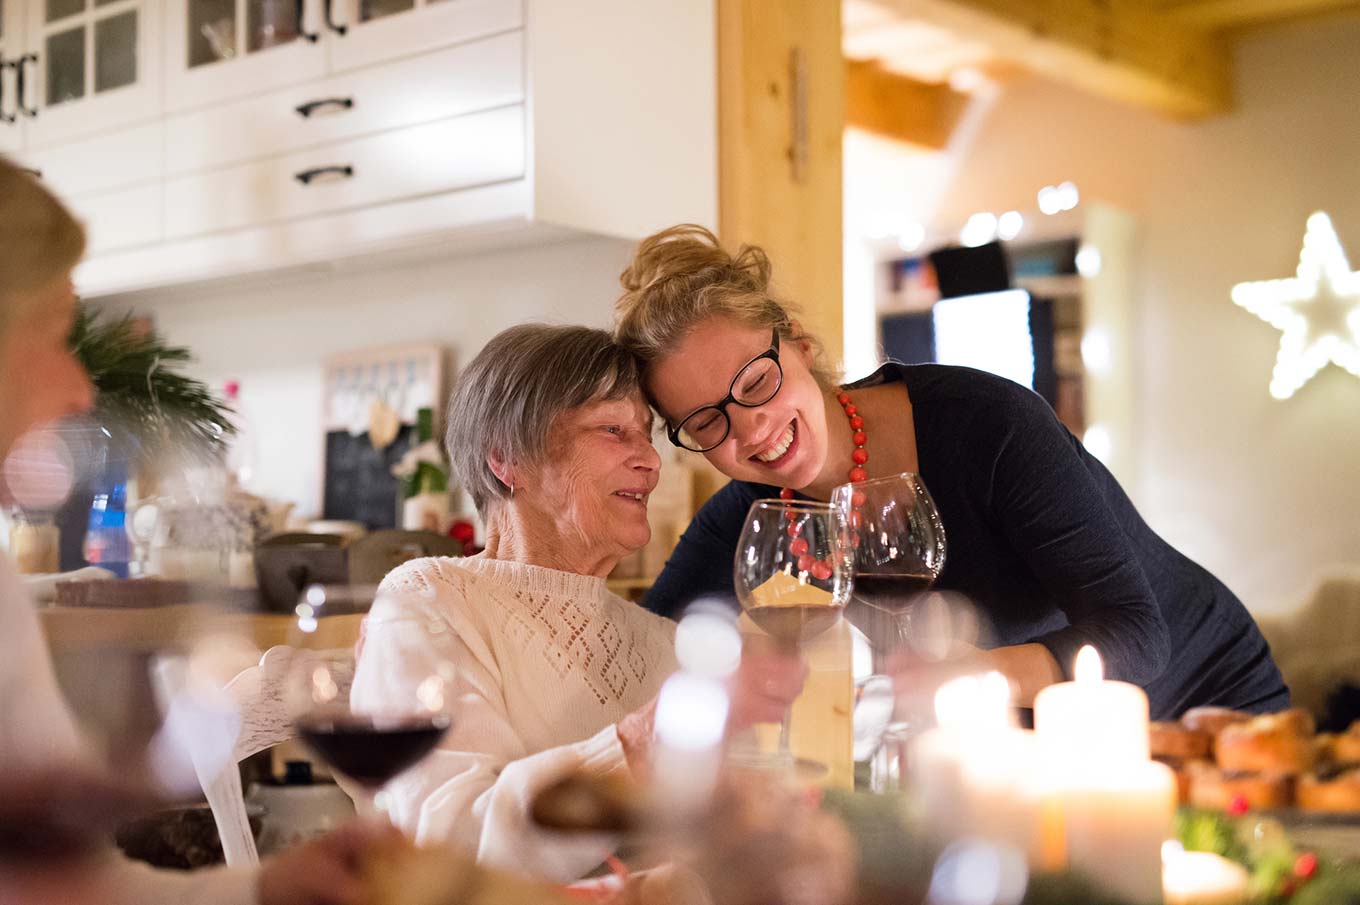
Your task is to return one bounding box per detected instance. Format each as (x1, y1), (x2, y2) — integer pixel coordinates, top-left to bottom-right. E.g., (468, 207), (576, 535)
(614, 224), (1287, 720)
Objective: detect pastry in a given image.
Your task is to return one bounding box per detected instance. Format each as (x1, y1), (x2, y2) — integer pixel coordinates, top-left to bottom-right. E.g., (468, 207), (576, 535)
(1297, 768), (1360, 814)
(1150, 722), (1212, 760)
(1187, 763), (1292, 811)
(1215, 710), (1316, 775)
(1180, 706), (1250, 738)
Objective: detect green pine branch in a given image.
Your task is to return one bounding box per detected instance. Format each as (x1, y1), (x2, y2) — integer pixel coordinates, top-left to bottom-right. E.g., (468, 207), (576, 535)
(69, 304), (235, 462)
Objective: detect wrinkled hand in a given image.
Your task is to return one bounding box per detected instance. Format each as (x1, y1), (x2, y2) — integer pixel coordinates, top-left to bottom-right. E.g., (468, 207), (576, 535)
(726, 637), (809, 732)
(258, 819), (402, 905)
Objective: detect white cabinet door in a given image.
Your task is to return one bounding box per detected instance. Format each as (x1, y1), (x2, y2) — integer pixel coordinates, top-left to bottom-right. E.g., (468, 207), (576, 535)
(164, 104), (525, 238)
(21, 0), (161, 148)
(324, 0), (519, 75)
(163, 0), (327, 112)
(165, 30), (522, 175)
(0, 0), (26, 151)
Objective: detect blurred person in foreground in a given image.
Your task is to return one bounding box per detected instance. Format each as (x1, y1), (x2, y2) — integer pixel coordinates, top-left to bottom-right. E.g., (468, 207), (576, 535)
(0, 157), (393, 905)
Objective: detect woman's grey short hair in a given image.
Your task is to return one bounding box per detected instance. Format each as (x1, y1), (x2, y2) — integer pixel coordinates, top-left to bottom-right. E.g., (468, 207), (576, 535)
(446, 324), (642, 515)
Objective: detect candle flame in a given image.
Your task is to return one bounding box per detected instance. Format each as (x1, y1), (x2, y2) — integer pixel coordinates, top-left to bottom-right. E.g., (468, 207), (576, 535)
(1074, 645), (1103, 685)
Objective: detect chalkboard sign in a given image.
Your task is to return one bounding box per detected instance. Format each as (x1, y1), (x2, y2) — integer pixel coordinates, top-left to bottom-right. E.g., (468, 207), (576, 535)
(322, 426), (415, 529)
(320, 343), (446, 530)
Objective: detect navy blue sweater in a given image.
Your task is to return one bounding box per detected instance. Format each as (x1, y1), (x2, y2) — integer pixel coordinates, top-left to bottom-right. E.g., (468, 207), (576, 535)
(645, 364), (1287, 721)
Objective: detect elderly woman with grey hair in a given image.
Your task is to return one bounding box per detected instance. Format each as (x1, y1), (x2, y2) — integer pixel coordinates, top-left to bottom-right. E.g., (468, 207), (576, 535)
(349, 324), (805, 882)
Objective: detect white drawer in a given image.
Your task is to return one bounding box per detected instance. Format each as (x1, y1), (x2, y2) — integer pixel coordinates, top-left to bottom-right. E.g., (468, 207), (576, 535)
(24, 124), (162, 198)
(328, 0), (522, 76)
(164, 104), (524, 239)
(74, 184), (163, 255)
(165, 30), (523, 177)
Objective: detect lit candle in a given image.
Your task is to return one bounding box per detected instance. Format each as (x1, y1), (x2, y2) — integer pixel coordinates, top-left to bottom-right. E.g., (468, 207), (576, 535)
(1034, 646), (1176, 905)
(1034, 645), (1150, 767)
(1162, 844), (1249, 905)
(911, 673), (1044, 860)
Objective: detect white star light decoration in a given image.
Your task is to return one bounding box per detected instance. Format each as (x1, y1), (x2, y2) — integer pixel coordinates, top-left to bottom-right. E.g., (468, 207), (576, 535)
(1231, 212), (1360, 399)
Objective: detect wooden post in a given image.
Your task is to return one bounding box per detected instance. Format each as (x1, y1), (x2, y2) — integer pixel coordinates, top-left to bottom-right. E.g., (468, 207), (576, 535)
(718, 0), (845, 362)
(719, 0), (853, 789)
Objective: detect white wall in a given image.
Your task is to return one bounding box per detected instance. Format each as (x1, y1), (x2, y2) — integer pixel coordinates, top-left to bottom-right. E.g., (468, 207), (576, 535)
(111, 236), (634, 519)
(925, 13), (1360, 615)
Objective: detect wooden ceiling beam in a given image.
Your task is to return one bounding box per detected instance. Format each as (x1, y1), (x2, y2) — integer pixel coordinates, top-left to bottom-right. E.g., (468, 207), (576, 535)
(1165, 0), (1360, 30)
(844, 59), (969, 149)
(875, 0), (1233, 119)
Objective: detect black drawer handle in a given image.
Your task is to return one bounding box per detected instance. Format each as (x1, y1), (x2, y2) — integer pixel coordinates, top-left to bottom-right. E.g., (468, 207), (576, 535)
(0, 59), (14, 125)
(297, 0), (320, 42)
(294, 164), (354, 186)
(16, 54), (38, 118)
(295, 96), (353, 118)
(324, 0), (347, 35)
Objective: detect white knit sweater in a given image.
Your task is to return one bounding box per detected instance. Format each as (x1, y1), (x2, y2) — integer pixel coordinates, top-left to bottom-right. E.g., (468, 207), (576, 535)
(349, 553), (677, 881)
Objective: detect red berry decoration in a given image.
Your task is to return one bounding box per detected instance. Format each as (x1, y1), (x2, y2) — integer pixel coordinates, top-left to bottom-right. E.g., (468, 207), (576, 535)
(852, 431), (867, 446)
(843, 404), (857, 416)
(851, 492), (866, 507)
(797, 554), (816, 573)
(787, 522), (801, 537)
(836, 392), (850, 405)
(449, 520), (476, 544)
(849, 466), (868, 483)
(779, 488), (796, 500)
(1294, 853), (1318, 880)
(1227, 794), (1250, 816)
(849, 415), (864, 430)
(852, 448), (868, 465)
(789, 537), (810, 557)
(809, 560), (833, 581)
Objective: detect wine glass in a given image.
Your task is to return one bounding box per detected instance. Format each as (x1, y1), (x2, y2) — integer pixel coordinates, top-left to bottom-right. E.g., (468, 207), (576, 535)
(286, 586), (456, 821)
(733, 499), (853, 768)
(832, 472), (946, 649)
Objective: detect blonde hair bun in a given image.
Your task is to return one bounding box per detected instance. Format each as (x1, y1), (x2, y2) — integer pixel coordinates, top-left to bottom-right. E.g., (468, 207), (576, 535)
(619, 223), (772, 298)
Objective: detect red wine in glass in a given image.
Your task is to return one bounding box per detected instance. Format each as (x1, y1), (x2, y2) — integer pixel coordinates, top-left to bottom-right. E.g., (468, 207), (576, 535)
(297, 714), (451, 790)
(852, 572), (937, 616)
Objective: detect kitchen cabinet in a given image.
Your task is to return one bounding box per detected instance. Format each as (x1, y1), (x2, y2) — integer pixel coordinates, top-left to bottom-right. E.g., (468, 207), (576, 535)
(163, 0), (517, 112)
(72, 0), (717, 298)
(14, 0), (161, 148)
(1, 0), (26, 152)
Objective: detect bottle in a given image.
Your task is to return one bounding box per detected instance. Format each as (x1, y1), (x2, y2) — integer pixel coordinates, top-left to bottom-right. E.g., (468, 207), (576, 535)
(222, 380), (258, 490)
(84, 465), (131, 578)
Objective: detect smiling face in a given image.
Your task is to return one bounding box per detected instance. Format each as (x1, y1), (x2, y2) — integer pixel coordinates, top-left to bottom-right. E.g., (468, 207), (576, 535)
(516, 392), (661, 564)
(647, 316), (830, 490)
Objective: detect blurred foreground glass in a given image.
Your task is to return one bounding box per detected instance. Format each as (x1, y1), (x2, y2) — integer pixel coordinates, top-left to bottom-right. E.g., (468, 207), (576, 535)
(833, 473), (945, 788)
(733, 499), (852, 771)
(287, 587), (454, 821)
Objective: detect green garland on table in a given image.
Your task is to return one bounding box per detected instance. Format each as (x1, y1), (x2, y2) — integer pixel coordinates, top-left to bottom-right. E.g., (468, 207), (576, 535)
(1177, 809), (1360, 905)
(68, 304), (235, 462)
(819, 791), (1360, 905)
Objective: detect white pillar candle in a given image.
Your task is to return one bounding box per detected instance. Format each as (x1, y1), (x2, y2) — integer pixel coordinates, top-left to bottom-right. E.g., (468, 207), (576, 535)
(1163, 846), (1249, 905)
(1034, 646), (1174, 904)
(1054, 759), (1177, 905)
(1033, 645), (1150, 767)
(910, 673), (1045, 860)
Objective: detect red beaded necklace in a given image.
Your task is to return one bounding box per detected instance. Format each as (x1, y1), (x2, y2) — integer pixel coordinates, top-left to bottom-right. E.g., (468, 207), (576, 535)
(778, 391), (867, 579)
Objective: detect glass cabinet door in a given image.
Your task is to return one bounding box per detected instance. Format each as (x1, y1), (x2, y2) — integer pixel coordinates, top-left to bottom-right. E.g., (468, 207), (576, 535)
(24, 0), (159, 147)
(165, 0), (325, 112)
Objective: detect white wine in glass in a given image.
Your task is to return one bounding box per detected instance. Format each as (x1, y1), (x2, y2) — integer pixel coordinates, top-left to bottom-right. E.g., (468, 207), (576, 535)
(733, 499), (853, 767)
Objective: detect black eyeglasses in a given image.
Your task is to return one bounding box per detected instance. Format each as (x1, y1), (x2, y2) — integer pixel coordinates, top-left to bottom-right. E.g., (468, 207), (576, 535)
(666, 329), (784, 452)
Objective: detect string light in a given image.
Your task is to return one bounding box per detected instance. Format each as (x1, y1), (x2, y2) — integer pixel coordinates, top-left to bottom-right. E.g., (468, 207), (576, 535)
(1231, 211), (1360, 399)
(960, 212), (999, 247)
